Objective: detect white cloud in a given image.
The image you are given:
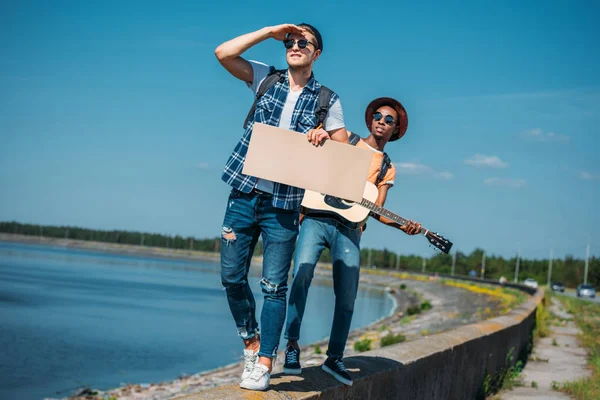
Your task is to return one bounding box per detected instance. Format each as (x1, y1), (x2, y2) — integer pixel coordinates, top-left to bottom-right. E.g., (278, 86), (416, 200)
(195, 162), (210, 169)
(580, 171), (600, 181)
(464, 154), (508, 168)
(522, 128), (569, 142)
(484, 178), (526, 188)
(396, 163), (453, 180)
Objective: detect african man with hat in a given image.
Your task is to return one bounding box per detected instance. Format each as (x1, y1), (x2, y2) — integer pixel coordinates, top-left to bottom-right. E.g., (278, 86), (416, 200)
(282, 97), (422, 386)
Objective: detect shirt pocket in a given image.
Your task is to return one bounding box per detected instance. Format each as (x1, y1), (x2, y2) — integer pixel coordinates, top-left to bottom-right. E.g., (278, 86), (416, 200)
(296, 112), (317, 133)
(255, 96), (275, 123)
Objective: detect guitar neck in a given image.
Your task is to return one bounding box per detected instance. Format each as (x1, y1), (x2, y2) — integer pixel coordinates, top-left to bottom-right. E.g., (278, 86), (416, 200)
(360, 198), (427, 236)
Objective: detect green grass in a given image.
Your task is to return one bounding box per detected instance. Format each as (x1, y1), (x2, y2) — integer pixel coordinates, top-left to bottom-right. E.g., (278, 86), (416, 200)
(406, 305), (422, 316)
(381, 332), (406, 347)
(420, 300), (433, 311)
(399, 283), (407, 290)
(534, 291), (551, 339)
(502, 352), (524, 390)
(531, 380), (538, 389)
(481, 347), (524, 396)
(314, 345), (322, 354)
(554, 295), (600, 399)
(353, 338), (372, 352)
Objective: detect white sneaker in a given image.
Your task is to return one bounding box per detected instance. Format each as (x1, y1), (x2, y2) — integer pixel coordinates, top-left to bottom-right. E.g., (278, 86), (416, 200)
(241, 349), (258, 380)
(240, 363), (270, 391)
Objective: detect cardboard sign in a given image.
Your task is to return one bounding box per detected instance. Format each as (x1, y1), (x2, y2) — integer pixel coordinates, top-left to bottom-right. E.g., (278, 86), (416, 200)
(243, 123), (372, 202)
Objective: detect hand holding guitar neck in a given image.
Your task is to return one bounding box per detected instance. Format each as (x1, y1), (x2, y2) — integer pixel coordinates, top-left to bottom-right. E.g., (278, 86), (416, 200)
(301, 182), (454, 254)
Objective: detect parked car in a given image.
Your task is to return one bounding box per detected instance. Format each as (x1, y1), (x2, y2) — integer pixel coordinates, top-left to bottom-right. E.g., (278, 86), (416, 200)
(576, 284), (596, 298)
(523, 278), (538, 289)
(550, 282), (565, 292)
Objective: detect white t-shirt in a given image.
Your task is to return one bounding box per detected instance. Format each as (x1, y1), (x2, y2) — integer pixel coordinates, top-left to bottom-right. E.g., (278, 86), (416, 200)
(247, 61), (345, 193)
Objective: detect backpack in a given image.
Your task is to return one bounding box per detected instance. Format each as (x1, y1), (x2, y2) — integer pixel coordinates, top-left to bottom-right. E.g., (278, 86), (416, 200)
(243, 67), (333, 129)
(348, 132), (392, 187)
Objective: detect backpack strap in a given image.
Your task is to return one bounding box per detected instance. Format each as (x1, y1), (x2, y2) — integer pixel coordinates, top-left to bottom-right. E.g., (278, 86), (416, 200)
(348, 132), (361, 146)
(315, 85), (333, 128)
(242, 68), (287, 129)
(376, 152), (392, 186)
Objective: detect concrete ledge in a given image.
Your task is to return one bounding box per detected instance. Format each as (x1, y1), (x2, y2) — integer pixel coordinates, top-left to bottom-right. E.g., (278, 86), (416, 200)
(178, 287), (542, 400)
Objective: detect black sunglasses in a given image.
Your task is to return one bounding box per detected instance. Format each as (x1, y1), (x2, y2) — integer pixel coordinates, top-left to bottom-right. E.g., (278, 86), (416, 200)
(373, 111), (397, 126)
(283, 39), (316, 50)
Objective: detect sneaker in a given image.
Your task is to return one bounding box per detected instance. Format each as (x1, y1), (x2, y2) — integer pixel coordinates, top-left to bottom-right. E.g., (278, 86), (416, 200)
(241, 349), (258, 380)
(322, 357), (352, 386)
(283, 346), (302, 374)
(240, 362), (270, 391)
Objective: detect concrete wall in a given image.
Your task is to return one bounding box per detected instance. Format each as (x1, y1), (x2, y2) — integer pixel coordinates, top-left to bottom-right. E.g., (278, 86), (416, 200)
(179, 282), (543, 400)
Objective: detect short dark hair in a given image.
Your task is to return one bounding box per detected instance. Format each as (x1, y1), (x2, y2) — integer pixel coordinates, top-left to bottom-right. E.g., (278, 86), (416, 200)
(298, 23), (323, 52)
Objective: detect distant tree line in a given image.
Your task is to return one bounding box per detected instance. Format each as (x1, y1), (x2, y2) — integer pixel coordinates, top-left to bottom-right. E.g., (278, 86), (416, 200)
(0, 221), (240, 253)
(1, 221), (597, 288)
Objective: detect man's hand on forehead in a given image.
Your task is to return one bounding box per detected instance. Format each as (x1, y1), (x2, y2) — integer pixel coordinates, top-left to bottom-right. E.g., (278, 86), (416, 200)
(286, 31), (309, 41)
(269, 24), (306, 41)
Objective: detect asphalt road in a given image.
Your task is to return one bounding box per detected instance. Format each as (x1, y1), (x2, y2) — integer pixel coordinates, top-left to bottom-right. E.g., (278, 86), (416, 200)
(554, 289), (600, 304)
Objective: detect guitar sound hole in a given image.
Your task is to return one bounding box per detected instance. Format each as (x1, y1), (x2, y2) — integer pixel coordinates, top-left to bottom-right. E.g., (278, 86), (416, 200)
(323, 195), (354, 210)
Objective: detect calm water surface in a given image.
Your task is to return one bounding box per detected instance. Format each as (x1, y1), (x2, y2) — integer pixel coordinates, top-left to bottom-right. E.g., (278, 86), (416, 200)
(0, 242), (393, 400)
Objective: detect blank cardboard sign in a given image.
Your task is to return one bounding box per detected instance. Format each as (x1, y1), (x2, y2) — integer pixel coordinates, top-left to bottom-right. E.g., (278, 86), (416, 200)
(243, 123), (372, 202)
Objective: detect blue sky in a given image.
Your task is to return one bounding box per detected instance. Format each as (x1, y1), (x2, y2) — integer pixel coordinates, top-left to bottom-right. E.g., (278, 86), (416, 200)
(1, 0), (599, 260)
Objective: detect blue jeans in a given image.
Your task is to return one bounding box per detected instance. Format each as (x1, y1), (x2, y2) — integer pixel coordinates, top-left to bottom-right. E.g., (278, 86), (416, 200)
(284, 216), (361, 358)
(220, 188), (299, 359)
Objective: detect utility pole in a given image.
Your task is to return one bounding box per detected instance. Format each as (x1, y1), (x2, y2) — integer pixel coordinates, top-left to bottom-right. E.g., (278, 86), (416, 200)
(547, 248), (553, 287)
(141, 234), (145, 246)
(514, 249), (520, 283)
(395, 253), (400, 270)
(367, 248), (372, 268)
(422, 257), (427, 273)
(481, 251), (486, 279)
(451, 252), (456, 276)
(584, 241), (590, 285)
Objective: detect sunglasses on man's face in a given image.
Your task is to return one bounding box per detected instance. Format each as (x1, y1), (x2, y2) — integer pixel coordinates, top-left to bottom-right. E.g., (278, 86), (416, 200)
(283, 39), (316, 50)
(373, 111), (397, 126)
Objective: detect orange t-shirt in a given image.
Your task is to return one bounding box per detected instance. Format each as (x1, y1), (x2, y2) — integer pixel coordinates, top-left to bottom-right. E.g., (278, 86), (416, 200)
(355, 139), (396, 188)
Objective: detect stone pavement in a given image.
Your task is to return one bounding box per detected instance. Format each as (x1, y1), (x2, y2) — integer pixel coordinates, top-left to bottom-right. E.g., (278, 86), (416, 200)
(501, 298), (590, 399)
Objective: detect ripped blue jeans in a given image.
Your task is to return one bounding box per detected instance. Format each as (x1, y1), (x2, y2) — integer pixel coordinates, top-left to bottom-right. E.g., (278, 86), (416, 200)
(220, 188), (299, 359)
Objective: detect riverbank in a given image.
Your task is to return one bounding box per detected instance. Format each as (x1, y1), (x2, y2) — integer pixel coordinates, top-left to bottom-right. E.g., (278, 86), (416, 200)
(1, 234), (523, 399)
(65, 270), (513, 399)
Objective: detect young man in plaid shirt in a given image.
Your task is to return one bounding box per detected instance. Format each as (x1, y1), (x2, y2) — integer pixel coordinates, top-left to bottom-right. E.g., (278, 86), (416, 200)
(215, 23), (348, 391)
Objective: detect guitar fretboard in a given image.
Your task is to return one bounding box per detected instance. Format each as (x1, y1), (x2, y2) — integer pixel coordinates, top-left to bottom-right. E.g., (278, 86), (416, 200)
(360, 198), (426, 235)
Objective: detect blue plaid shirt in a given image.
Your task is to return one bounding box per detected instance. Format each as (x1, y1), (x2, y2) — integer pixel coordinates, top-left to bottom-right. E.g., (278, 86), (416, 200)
(222, 69), (340, 210)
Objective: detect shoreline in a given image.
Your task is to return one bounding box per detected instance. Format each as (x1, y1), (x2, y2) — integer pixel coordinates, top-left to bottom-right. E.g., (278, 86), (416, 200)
(1, 234), (401, 397)
(1, 233), (513, 400)
(67, 274), (508, 400)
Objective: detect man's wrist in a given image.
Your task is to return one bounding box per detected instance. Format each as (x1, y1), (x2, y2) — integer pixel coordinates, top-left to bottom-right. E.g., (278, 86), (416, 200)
(262, 26), (275, 39)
